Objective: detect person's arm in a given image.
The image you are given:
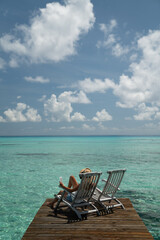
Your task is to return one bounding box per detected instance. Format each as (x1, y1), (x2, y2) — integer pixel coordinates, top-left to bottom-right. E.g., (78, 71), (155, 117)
(59, 182), (79, 193)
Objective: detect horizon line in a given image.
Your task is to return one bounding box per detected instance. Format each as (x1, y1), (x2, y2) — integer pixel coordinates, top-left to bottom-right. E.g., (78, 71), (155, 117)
(1, 135), (160, 137)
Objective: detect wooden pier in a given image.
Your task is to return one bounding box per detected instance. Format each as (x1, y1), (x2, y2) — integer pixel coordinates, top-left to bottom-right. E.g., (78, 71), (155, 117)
(22, 198), (153, 240)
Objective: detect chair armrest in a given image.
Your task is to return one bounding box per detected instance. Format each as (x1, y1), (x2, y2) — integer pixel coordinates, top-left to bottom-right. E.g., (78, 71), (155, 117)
(93, 187), (101, 195)
(102, 179), (107, 182)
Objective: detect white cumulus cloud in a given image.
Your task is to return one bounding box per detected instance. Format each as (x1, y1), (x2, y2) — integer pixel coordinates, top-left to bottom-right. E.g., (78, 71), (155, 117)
(1, 103), (41, 122)
(109, 29), (160, 121)
(133, 103), (159, 121)
(58, 90), (91, 103)
(114, 30), (160, 114)
(71, 112), (86, 121)
(78, 78), (115, 93)
(44, 91), (88, 122)
(92, 109), (112, 122)
(0, 0), (95, 64)
(76, 29), (160, 121)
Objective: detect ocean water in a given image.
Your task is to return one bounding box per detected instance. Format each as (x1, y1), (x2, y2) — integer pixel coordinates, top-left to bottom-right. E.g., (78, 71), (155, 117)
(0, 136), (160, 240)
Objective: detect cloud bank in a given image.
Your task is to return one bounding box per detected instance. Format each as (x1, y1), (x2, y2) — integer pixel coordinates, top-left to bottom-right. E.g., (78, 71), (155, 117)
(79, 29), (160, 121)
(114, 30), (160, 109)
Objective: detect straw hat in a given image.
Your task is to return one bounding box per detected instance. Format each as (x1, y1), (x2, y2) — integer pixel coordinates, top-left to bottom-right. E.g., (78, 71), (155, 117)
(80, 168), (91, 173)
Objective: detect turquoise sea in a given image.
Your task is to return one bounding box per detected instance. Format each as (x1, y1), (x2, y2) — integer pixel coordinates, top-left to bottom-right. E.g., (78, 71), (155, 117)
(0, 136), (160, 239)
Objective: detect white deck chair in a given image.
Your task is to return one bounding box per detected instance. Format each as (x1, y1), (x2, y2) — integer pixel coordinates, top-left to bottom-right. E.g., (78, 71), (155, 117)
(92, 169), (126, 212)
(54, 172), (102, 221)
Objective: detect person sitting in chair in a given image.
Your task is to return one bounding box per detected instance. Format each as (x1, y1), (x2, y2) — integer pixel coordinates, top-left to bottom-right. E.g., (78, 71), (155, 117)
(47, 168), (91, 209)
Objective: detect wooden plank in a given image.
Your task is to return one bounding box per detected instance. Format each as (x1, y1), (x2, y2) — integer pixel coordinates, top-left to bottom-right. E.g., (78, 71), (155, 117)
(22, 198), (153, 240)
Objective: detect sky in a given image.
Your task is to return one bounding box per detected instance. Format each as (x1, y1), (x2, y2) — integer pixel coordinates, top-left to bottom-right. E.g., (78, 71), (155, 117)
(0, 0), (160, 136)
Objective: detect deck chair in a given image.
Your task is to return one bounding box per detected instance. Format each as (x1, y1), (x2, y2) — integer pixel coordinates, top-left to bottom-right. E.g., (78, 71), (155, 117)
(92, 169), (126, 213)
(54, 172), (102, 221)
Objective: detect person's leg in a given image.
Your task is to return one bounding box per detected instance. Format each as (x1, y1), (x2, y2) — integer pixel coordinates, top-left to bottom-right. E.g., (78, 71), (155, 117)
(47, 176), (78, 209)
(68, 175), (79, 189)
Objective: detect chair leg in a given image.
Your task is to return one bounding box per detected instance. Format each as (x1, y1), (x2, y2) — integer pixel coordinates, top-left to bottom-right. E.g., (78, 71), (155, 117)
(54, 192), (65, 215)
(70, 207), (82, 220)
(97, 201), (109, 214)
(90, 202), (101, 216)
(114, 198), (125, 209)
(105, 199), (125, 210)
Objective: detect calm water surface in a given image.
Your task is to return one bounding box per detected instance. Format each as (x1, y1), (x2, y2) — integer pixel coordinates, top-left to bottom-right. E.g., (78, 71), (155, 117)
(0, 136), (160, 239)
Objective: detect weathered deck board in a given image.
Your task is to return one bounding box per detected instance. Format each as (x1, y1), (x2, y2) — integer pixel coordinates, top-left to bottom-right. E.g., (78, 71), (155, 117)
(22, 198), (153, 240)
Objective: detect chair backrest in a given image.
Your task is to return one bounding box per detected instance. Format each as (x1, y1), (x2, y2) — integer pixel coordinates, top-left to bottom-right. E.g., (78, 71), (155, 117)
(101, 169), (126, 199)
(73, 172), (102, 204)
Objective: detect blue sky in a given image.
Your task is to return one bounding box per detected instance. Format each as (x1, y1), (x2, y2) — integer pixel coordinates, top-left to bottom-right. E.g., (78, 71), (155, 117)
(0, 0), (160, 136)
